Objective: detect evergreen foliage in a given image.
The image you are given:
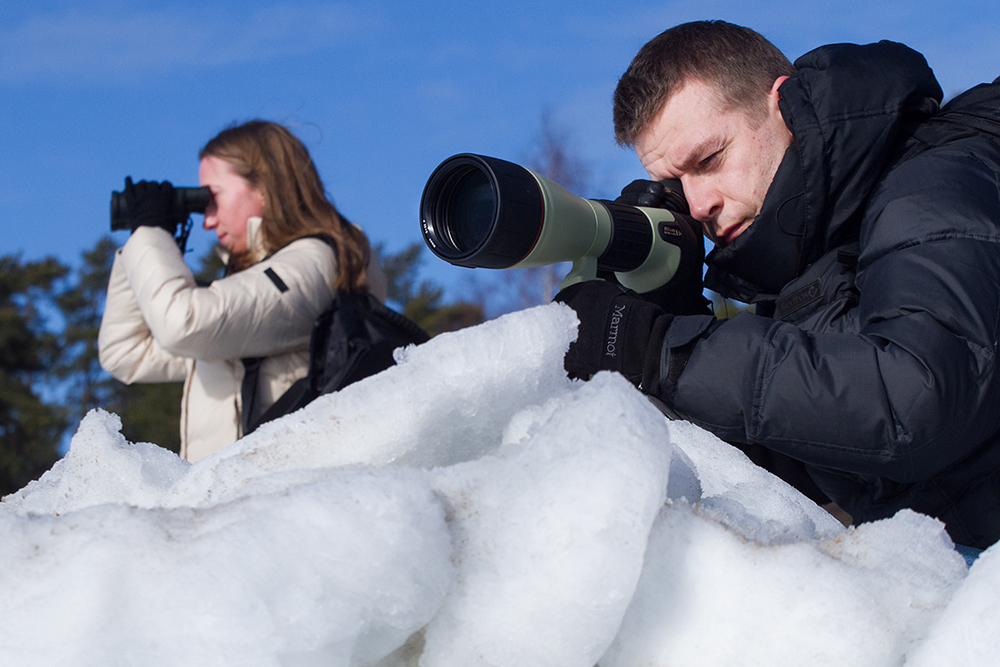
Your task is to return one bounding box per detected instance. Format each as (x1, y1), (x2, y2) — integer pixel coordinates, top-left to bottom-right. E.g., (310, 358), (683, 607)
(53, 237), (118, 424)
(0, 255), (68, 495)
(377, 242), (485, 336)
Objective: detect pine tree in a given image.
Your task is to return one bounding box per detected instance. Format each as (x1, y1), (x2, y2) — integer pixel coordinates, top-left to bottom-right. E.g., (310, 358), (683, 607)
(0, 255), (68, 495)
(54, 237), (119, 421)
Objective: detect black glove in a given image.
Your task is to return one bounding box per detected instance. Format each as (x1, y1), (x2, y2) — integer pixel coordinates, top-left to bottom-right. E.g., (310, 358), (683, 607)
(616, 180), (712, 316)
(554, 280), (669, 386)
(122, 177), (177, 233)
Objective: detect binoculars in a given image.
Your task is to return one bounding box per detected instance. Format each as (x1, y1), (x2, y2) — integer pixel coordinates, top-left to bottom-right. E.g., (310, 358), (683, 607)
(109, 183), (212, 232)
(420, 154), (690, 293)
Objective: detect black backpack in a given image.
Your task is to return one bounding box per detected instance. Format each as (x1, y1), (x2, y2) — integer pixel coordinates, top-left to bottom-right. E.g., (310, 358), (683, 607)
(241, 286), (430, 436)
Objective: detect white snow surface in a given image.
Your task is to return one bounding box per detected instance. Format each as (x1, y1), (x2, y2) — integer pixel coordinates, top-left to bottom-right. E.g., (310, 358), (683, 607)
(1, 303), (995, 666)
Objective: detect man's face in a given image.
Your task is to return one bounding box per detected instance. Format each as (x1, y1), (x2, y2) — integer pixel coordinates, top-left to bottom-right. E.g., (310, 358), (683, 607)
(634, 77), (792, 247)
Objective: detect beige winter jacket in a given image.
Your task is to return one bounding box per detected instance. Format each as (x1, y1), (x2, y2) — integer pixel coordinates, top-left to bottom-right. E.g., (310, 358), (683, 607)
(98, 224), (386, 462)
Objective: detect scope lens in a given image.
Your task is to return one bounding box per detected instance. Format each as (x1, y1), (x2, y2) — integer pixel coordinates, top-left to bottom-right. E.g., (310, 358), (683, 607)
(422, 153), (543, 269)
(441, 167), (496, 255)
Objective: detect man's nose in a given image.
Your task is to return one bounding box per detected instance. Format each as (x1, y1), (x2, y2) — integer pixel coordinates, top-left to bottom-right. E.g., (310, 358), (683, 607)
(682, 178), (722, 223)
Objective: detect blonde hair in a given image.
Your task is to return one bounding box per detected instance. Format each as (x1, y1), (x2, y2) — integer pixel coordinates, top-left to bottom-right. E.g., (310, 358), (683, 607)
(199, 120), (370, 291)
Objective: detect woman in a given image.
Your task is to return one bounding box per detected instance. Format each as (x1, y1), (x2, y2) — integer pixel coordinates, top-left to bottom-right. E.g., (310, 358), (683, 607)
(99, 120), (387, 462)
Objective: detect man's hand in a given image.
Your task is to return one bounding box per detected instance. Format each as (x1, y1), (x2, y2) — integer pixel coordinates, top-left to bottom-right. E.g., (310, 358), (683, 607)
(122, 177), (177, 233)
(554, 280), (668, 386)
(616, 179), (712, 316)
(618, 178), (688, 211)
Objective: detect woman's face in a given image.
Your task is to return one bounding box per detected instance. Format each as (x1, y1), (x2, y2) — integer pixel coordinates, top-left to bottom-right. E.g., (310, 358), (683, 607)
(199, 155), (265, 254)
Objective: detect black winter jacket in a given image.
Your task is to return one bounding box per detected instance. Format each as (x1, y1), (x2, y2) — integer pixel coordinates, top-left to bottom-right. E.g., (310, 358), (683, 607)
(646, 42), (1000, 549)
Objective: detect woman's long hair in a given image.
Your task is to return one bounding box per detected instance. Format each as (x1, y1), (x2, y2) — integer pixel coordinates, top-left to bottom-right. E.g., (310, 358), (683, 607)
(199, 120), (370, 292)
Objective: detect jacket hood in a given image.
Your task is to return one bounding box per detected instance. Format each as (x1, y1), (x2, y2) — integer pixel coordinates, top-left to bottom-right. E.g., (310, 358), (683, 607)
(705, 41), (943, 302)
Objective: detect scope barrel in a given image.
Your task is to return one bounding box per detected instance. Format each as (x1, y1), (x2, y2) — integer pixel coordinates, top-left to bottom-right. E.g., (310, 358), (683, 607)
(420, 153), (688, 294)
(420, 153), (655, 271)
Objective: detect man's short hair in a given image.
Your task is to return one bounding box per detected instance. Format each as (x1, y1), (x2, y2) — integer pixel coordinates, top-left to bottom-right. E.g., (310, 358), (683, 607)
(613, 21), (795, 147)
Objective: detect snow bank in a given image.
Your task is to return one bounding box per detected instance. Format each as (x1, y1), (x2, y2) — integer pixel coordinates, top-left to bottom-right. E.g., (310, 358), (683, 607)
(0, 303), (991, 666)
(907, 539), (1000, 665)
(0, 464), (452, 666)
(422, 372), (671, 667)
(666, 419), (844, 544)
(602, 505), (965, 667)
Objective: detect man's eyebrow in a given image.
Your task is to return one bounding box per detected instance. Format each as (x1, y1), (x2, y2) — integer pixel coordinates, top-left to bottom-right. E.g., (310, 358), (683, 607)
(675, 138), (719, 171)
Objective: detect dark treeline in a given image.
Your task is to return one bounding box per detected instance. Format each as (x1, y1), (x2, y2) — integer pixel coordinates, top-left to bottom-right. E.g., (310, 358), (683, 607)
(0, 237), (484, 497)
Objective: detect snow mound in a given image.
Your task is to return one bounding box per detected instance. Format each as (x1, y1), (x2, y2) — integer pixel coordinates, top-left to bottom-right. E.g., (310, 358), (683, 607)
(0, 303), (988, 666)
(602, 504), (965, 667)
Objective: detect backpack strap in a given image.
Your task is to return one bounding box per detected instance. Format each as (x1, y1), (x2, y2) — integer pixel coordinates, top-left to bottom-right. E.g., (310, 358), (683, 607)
(244, 374), (313, 435)
(240, 234), (339, 436)
(240, 356), (263, 437)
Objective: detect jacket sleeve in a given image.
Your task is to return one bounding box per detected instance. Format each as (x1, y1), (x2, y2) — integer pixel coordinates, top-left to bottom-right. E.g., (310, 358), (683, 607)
(103, 226), (336, 364)
(98, 240), (191, 384)
(655, 140), (1000, 484)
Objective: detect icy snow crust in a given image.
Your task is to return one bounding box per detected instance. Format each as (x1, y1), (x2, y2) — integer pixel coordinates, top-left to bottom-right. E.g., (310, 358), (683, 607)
(1, 303), (993, 666)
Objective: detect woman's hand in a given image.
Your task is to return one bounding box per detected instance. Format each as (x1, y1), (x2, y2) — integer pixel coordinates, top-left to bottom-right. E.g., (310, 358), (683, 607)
(123, 177), (178, 233)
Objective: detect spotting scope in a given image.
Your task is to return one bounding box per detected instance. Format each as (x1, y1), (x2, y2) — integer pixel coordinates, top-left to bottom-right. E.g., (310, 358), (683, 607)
(420, 153), (691, 293)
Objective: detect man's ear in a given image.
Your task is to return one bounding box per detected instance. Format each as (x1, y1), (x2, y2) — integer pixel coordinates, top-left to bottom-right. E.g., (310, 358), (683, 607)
(771, 75), (790, 100)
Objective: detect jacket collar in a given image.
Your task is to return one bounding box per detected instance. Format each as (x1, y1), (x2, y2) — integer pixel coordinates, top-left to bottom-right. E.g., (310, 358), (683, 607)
(245, 216), (267, 264)
(705, 41), (943, 303)
(217, 216), (268, 268)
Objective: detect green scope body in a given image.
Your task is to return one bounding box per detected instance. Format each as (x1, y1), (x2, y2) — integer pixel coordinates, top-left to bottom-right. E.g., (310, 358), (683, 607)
(420, 153), (685, 293)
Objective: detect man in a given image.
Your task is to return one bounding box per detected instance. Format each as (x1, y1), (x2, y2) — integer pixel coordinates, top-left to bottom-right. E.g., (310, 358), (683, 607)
(557, 21), (1000, 550)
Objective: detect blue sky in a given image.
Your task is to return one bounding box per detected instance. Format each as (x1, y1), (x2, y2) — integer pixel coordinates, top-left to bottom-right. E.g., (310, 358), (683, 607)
(3, 0), (999, 297)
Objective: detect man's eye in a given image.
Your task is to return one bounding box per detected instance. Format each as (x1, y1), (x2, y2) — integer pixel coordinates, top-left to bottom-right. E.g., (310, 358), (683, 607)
(699, 151), (720, 169)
